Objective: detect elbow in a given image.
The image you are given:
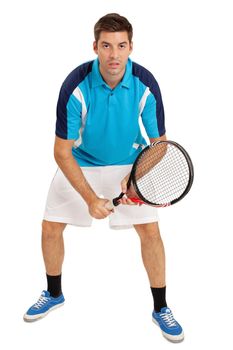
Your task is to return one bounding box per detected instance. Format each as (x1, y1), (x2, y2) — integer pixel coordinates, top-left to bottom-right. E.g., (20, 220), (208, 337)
(54, 136), (74, 164)
(54, 147), (72, 165)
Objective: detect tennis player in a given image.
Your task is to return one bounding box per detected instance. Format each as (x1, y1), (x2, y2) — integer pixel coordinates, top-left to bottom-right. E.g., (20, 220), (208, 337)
(24, 13), (184, 343)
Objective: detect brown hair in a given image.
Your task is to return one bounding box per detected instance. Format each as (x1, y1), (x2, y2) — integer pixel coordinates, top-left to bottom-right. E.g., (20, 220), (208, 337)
(94, 13), (133, 43)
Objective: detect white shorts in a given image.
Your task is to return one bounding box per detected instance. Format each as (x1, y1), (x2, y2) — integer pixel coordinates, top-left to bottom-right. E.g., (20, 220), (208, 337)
(43, 165), (159, 230)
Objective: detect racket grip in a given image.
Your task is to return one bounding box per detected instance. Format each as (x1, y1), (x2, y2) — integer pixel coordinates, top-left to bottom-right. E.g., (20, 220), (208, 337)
(112, 192), (125, 206)
(105, 192), (125, 210)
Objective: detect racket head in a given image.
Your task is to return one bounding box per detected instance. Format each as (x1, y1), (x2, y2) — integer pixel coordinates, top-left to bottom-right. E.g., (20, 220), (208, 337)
(129, 140), (194, 207)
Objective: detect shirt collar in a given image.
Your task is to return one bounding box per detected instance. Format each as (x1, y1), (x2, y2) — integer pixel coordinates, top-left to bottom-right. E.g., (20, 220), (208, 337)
(91, 58), (132, 89)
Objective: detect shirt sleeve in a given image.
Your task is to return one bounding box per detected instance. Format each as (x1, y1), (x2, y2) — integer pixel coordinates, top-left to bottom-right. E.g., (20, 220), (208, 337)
(141, 78), (166, 138)
(55, 85), (82, 140)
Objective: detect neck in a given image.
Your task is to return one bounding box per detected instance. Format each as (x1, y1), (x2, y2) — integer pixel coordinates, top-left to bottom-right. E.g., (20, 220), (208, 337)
(99, 66), (125, 89)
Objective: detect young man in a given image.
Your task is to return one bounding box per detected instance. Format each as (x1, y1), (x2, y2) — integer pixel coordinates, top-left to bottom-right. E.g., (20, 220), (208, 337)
(24, 13), (184, 343)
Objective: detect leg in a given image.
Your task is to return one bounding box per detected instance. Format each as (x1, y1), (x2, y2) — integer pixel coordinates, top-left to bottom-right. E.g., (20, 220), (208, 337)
(42, 220), (66, 275)
(134, 222), (165, 287)
(134, 222), (184, 342)
(23, 220), (66, 321)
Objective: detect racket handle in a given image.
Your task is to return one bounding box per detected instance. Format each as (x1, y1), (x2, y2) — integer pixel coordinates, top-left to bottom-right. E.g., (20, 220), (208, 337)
(105, 195), (145, 210)
(105, 192), (125, 210)
(112, 192), (125, 206)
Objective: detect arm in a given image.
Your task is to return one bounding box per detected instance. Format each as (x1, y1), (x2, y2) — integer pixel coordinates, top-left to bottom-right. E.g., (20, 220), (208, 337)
(54, 136), (112, 219)
(119, 134), (167, 205)
(121, 134), (167, 191)
(149, 133), (167, 144)
(120, 71), (166, 204)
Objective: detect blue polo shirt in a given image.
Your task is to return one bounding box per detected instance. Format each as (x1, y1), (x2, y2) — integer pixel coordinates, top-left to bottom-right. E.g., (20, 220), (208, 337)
(56, 58), (165, 166)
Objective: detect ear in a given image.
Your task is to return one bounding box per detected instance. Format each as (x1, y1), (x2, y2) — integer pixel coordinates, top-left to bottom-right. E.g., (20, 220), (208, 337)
(129, 41), (133, 54)
(93, 41), (98, 54)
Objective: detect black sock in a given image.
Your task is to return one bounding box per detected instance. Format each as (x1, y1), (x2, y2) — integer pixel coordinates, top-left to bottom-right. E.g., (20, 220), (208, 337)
(46, 274), (62, 298)
(150, 286), (167, 312)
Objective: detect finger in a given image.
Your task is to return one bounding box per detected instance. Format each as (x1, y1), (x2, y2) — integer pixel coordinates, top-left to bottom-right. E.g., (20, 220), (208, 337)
(105, 201), (114, 210)
(121, 197), (128, 205)
(102, 207), (112, 216)
(126, 198), (138, 205)
(119, 197), (137, 206)
(118, 197), (127, 205)
(94, 207), (112, 219)
(121, 173), (130, 193)
(121, 179), (128, 194)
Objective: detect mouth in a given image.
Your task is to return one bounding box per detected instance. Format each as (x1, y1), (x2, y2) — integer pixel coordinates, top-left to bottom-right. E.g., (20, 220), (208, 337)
(108, 62), (120, 68)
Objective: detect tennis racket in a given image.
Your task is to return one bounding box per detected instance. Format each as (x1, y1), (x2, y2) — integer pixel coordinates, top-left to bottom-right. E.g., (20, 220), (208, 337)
(106, 140), (194, 209)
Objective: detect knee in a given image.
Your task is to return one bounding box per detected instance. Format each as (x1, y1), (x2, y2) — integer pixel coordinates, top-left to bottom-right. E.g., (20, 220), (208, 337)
(134, 222), (161, 243)
(42, 220), (66, 240)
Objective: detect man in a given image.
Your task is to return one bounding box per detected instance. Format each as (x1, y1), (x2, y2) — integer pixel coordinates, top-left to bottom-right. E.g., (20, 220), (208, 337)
(24, 13), (184, 343)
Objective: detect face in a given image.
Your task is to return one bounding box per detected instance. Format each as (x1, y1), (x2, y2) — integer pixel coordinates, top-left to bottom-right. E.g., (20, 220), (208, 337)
(93, 31), (133, 85)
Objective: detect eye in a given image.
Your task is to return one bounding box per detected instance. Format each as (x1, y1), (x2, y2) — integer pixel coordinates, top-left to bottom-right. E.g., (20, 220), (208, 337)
(119, 44), (126, 49)
(102, 44), (109, 49)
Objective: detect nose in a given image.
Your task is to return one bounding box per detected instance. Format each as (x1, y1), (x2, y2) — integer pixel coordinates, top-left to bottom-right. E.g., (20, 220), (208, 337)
(109, 47), (119, 59)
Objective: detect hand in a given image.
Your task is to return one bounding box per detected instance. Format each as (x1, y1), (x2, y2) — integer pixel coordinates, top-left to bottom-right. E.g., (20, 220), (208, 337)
(119, 174), (138, 206)
(88, 197), (113, 219)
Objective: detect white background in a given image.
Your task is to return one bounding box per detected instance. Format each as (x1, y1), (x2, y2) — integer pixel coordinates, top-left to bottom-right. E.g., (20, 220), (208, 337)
(1, 0), (232, 348)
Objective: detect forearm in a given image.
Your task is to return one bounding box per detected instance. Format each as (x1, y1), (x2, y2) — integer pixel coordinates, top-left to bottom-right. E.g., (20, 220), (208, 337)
(135, 134), (168, 180)
(55, 153), (97, 205)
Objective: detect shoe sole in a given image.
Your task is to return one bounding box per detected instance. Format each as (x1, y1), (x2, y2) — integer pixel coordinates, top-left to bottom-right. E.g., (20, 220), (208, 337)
(152, 318), (184, 343)
(23, 302), (65, 322)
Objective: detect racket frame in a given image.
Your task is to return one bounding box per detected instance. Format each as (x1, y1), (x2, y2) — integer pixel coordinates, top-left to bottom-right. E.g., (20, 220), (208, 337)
(112, 140), (194, 207)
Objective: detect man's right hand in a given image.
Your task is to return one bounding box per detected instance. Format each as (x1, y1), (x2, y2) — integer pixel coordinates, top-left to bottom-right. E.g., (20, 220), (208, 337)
(88, 197), (113, 219)
(54, 137), (113, 219)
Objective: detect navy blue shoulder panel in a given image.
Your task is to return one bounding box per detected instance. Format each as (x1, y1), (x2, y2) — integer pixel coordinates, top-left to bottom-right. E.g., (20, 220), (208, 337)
(132, 62), (165, 136)
(61, 60), (94, 94)
(56, 61), (94, 139)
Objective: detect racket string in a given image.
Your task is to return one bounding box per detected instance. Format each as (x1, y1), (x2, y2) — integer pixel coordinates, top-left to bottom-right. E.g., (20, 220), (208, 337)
(134, 143), (191, 205)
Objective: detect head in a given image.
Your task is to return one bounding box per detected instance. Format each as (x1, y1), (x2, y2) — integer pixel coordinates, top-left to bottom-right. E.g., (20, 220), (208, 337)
(94, 13), (133, 44)
(93, 13), (133, 86)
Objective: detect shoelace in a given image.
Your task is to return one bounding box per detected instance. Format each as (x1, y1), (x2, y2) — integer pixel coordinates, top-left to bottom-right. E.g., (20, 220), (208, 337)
(34, 295), (50, 309)
(161, 311), (177, 327)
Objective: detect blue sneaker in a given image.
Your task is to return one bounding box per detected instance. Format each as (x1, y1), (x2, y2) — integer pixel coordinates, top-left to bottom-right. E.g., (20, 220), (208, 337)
(23, 290), (65, 322)
(152, 307), (184, 342)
